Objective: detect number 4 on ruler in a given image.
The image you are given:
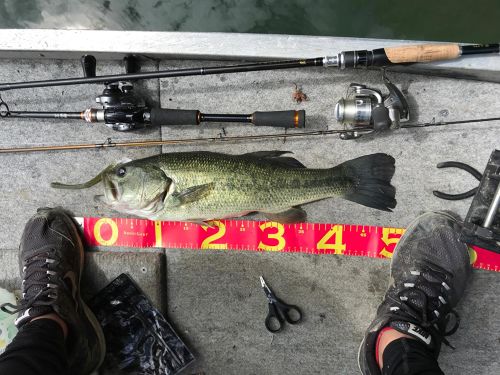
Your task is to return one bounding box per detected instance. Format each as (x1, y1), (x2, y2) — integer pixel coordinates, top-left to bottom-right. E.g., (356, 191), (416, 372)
(317, 225), (346, 254)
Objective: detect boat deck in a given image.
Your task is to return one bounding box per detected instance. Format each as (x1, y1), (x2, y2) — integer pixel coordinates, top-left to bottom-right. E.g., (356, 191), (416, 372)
(0, 32), (498, 374)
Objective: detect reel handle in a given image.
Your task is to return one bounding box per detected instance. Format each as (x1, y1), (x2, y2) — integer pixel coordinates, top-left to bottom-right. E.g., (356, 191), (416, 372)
(341, 44), (499, 68)
(382, 44), (460, 64)
(252, 110), (305, 128)
(150, 108), (199, 126)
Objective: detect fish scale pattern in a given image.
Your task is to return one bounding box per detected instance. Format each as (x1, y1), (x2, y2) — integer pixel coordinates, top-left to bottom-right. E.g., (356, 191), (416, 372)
(134, 152), (353, 221)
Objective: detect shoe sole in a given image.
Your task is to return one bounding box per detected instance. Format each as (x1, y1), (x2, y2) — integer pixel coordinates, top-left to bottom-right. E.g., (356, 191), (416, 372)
(58, 210), (107, 373)
(357, 335), (367, 374)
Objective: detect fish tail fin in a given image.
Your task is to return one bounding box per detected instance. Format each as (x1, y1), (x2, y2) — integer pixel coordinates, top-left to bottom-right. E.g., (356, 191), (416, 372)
(337, 153), (396, 211)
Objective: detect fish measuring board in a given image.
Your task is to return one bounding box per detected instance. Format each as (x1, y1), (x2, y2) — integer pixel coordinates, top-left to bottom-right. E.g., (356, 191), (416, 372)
(77, 217), (500, 272)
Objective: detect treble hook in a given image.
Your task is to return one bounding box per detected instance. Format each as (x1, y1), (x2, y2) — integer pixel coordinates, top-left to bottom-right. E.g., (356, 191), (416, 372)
(433, 161), (483, 200)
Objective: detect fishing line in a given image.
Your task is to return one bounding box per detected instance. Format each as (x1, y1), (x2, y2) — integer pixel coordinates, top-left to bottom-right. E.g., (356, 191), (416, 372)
(0, 116), (497, 154)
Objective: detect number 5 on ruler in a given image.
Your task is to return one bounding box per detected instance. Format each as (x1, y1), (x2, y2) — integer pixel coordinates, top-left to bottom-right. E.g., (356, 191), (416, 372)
(379, 228), (404, 258)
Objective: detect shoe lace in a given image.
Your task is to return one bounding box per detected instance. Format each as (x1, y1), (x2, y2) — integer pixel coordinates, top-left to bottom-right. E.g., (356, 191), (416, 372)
(0, 245), (61, 317)
(388, 261), (460, 349)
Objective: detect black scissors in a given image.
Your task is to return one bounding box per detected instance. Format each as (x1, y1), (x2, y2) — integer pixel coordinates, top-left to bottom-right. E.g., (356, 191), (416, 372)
(260, 276), (303, 333)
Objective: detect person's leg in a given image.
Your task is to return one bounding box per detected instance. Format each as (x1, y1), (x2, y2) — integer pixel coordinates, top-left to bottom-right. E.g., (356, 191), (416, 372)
(0, 318), (68, 374)
(0, 207), (106, 375)
(381, 337), (443, 375)
(358, 212), (472, 375)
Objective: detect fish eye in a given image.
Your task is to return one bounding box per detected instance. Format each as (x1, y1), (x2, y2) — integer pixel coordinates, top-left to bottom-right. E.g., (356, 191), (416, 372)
(116, 167), (127, 177)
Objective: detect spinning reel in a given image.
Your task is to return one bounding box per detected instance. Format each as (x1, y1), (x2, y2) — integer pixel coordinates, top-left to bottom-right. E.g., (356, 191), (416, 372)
(335, 74), (410, 139)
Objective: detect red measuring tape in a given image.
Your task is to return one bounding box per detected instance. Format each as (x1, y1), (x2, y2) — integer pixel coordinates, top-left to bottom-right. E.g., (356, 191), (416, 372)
(76, 217), (500, 272)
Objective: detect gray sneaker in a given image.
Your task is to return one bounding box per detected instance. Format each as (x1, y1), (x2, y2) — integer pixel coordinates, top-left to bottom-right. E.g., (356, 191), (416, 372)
(358, 212), (472, 375)
(0, 207), (106, 375)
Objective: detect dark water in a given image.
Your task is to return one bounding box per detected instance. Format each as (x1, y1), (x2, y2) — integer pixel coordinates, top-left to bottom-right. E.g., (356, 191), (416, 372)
(0, 0), (497, 43)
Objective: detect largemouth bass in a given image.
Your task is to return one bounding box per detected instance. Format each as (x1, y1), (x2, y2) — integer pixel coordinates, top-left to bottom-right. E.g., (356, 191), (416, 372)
(51, 151), (396, 223)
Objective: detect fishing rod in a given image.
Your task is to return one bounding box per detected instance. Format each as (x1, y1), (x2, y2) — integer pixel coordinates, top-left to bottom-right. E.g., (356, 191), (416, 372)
(0, 116), (498, 154)
(0, 55), (308, 131)
(0, 71), (497, 139)
(0, 43), (498, 91)
(0, 81), (305, 131)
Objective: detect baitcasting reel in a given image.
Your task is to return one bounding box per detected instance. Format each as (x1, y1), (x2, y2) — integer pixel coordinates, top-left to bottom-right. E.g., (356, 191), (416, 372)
(335, 74), (409, 139)
(86, 81), (149, 131)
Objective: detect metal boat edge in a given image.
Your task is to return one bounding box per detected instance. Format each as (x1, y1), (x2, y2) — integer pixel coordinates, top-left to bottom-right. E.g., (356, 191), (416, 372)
(0, 29), (498, 82)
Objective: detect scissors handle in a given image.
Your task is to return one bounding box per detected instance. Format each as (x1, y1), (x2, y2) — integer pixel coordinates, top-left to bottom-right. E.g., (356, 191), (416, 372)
(276, 299), (303, 325)
(265, 303), (284, 333)
(265, 299), (303, 333)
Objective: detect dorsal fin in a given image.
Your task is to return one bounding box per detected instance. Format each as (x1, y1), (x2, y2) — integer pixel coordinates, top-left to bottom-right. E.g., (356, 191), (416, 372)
(243, 151), (306, 168)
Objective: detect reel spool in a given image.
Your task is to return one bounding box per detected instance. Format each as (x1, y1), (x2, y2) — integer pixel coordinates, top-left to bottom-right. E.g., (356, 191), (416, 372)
(335, 74), (410, 139)
(83, 81), (149, 131)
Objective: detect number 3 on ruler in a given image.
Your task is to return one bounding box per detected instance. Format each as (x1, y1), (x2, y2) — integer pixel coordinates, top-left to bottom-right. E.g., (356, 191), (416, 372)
(258, 222), (286, 251)
(201, 221), (228, 249)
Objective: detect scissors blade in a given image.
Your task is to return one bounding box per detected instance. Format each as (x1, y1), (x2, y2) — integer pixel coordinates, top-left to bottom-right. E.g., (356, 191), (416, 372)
(259, 275), (267, 288)
(260, 275), (274, 301)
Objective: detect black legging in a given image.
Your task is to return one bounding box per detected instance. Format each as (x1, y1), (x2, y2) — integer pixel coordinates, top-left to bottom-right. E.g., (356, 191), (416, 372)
(0, 320), (444, 375)
(0, 319), (68, 375)
(382, 338), (444, 375)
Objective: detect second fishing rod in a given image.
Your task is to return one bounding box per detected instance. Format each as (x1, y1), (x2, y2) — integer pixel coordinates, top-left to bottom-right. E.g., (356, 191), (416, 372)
(0, 43), (498, 91)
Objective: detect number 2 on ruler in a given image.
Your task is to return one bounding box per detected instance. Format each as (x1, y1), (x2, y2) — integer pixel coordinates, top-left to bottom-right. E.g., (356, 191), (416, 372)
(201, 221), (228, 249)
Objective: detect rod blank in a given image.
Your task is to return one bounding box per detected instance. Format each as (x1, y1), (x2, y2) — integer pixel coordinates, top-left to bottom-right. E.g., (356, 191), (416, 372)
(0, 43), (497, 91)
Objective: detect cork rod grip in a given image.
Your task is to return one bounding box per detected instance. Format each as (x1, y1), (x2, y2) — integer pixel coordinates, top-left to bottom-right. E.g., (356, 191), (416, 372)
(384, 44), (461, 63)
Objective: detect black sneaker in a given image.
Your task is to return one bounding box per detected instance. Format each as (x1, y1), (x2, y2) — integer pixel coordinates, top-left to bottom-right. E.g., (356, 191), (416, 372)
(0, 207), (106, 375)
(358, 211), (472, 375)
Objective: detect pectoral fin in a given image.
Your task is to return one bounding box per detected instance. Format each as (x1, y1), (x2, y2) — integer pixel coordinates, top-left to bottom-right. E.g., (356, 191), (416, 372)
(191, 220), (215, 228)
(263, 207), (307, 223)
(171, 183), (214, 206)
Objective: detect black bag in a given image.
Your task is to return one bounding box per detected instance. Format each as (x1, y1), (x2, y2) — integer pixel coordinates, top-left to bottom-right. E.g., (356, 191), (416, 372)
(89, 273), (195, 374)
